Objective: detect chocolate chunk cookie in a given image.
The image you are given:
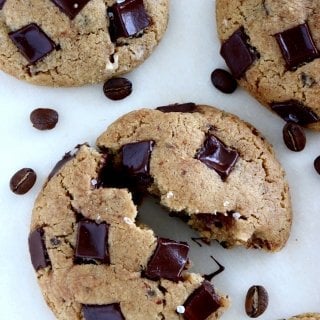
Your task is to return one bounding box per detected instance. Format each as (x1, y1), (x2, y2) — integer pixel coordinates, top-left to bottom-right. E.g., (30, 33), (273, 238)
(29, 144), (229, 319)
(216, 0), (320, 130)
(288, 314), (320, 320)
(96, 104), (292, 251)
(0, 0), (168, 86)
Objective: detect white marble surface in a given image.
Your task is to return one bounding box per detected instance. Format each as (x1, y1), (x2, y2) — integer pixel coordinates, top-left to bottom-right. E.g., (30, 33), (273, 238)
(0, 1), (320, 319)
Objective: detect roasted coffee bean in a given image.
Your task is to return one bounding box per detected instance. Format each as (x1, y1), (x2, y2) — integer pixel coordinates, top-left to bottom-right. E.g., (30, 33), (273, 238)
(211, 69), (237, 94)
(103, 77), (132, 100)
(30, 108), (59, 130)
(10, 168), (37, 195)
(282, 122), (306, 152)
(314, 156), (320, 174)
(245, 285), (269, 318)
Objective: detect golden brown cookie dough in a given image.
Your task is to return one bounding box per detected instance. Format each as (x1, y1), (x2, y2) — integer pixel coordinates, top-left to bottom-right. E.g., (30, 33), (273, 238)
(29, 144), (229, 320)
(97, 104), (292, 251)
(216, 0), (320, 130)
(289, 314), (320, 320)
(0, 0), (169, 86)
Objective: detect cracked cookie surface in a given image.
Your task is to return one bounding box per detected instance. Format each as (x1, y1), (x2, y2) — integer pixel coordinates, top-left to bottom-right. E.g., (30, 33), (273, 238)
(216, 0), (320, 130)
(0, 0), (168, 86)
(96, 104), (292, 251)
(30, 144), (229, 319)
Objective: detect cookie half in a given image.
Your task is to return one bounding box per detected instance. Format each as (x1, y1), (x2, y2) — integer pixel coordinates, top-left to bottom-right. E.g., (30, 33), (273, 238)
(29, 144), (229, 320)
(216, 0), (320, 130)
(96, 104), (292, 251)
(0, 0), (168, 86)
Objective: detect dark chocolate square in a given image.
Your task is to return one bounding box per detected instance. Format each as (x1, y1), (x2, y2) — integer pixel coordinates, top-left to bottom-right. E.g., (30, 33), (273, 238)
(28, 228), (50, 271)
(122, 140), (154, 176)
(144, 238), (189, 282)
(83, 303), (125, 320)
(50, 0), (91, 20)
(275, 23), (319, 70)
(156, 103), (197, 113)
(183, 281), (221, 320)
(271, 100), (319, 125)
(9, 23), (55, 64)
(75, 220), (110, 264)
(0, 0), (6, 10)
(220, 27), (256, 79)
(195, 135), (239, 181)
(108, 0), (150, 41)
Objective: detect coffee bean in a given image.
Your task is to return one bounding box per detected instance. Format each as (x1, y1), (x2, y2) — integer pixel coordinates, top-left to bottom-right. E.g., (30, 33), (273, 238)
(10, 168), (37, 195)
(314, 156), (320, 174)
(211, 69), (237, 94)
(103, 77), (132, 100)
(282, 122), (306, 152)
(245, 285), (268, 318)
(30, 108), (59, 130)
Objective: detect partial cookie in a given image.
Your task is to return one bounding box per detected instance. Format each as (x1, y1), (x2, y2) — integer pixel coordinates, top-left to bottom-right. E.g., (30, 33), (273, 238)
(96, 104), (292, 251)
(216, 0), (320, 130)
(0, 0), (168, 86)
(288, 314), (320, 320)
(29, 144), (229, 320)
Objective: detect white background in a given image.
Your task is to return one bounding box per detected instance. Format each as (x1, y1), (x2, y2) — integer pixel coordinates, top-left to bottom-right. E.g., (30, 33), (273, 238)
(0, 0), (320, 319)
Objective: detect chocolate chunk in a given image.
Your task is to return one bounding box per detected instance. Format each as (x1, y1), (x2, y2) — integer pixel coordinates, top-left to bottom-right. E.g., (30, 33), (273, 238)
(314, 156), (320, 175)
(220, 27), (257, 79)
(122, 140), (154, 177)
(271, 100), (319, 125)
(50, 0), (91, 20)
(156, 103), (197, 113)
(9, 23), (56, 64)
(195, 135), (239, 181)
(108, 0), (150, 41)
(211, 69), (237, 94)
(10, 168), (36, 195)
(83, 304), (125, 320)
(275, 23), (319, 70)
(103, 77), (132, 100)
(245, 285), (269, 318)
(282, 123), (306, 152)
(0, 0), (6, 9)
(30, 108), (59, 130)
(75, 220), (110, 264)
(144, 238), (189, 282)
(48, 152), (73, 181)
(28, 228), (50, 271)
(183, 281), (221, 320)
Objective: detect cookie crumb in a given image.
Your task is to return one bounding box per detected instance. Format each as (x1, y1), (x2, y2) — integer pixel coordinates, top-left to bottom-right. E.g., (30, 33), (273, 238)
(176, 305), (185, 314)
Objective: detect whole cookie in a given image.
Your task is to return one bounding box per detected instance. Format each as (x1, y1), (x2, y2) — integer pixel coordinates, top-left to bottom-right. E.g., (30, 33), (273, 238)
(29, 144), (229, 320)
(288, 314), (320, 320)
(96, 104), (292, 251)
(0, 0), (168, 86)
(216, 0), (320, 130)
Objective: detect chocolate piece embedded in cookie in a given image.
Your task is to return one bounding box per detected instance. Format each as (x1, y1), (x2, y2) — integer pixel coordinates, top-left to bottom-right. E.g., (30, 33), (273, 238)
(28, 228), (50, 271)
(195, 135), (239, 181)
(274, 23), (319, 71)
(9, 24), (56, 64)
(82, 304), (125, 320)
(108, 0), (150, 41)
(0, 0), (6, 9)
(183, 281), (222, 320)
(156, 103), (197, 113)
(144, 238), (189, 281)
(220, 27), (257, 79)
(50, 0), (91, 20)
(75, 220), (110, 264)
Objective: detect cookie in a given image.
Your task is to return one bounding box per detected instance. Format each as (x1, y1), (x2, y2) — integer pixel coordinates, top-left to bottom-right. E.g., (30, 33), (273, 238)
(0, 0), (168, 86)
(216, 0), (320, 130)
(288, 314), (320, 320)
(29, 144), (229, 320)
(96, 104), (292, 251)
